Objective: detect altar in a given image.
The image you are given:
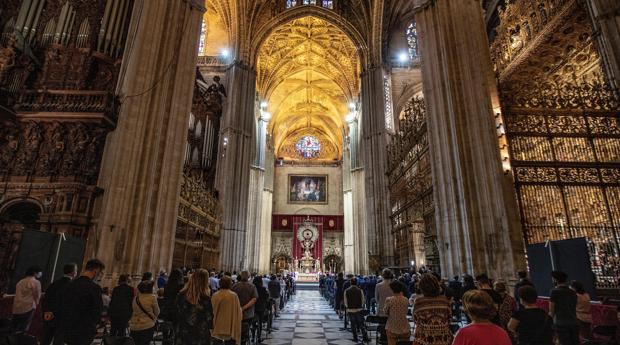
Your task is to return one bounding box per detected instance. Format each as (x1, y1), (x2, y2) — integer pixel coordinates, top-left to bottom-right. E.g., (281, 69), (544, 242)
(296, 272), (319, 282)
(292, 220), (322, 281)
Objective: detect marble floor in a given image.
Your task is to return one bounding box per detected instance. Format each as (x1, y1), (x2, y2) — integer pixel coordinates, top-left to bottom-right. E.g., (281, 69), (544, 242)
(262, 290), (364, 345)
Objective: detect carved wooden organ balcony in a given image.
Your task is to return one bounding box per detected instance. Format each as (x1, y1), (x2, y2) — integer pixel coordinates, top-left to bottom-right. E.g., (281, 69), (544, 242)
(174, 72), (224, 270)
(0, 0), (133, 238)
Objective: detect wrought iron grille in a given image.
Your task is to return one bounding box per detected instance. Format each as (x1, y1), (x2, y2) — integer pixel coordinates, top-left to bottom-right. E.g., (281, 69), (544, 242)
(501, 80), (620, 288)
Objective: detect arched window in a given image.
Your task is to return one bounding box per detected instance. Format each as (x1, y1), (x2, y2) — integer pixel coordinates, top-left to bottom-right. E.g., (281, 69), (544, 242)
(198, 19), (207, 55)
(322, 0), (333, 8)
(407, 22), (419, 60)
(384, 75), (394, 132)
(303, 0), (316, 4)
(286, 0), (298, 8)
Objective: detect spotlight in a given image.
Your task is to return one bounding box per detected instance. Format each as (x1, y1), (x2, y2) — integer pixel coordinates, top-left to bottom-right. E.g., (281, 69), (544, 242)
(260, 101), (268, 109)
(346, 112), (356, 123)
(221, 49), (230, 58)
(348, 102), (356, 110)
(398, 52), (409, 63)
(261, 111), (272, 121)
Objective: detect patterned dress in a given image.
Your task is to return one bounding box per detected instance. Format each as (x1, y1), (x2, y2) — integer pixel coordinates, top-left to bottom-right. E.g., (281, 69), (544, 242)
(498, 294), (517, 329)
(412, 295), (453, 345)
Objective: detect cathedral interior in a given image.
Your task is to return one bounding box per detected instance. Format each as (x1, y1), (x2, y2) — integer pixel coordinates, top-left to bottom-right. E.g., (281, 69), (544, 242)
(0, 0), (620, 297)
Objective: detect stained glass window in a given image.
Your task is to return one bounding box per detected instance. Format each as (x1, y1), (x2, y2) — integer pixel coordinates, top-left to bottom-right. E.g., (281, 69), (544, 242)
(407, 22), (419, 60)
(198, 19), (207, 56)
(286, 0), (298, 8)
(296, 136), (321, 159)
(322, 0), (333, 8)
(303, 0), (316, 4)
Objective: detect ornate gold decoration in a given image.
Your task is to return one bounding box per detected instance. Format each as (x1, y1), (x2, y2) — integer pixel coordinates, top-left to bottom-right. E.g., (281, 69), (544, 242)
(491, 0), (602, 86)
(256, 16), (360, 160)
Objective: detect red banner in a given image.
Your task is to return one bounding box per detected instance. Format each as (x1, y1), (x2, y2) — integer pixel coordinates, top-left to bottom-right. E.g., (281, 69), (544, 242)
(272, 214), (344, 232)
(292, 215), (325, 260)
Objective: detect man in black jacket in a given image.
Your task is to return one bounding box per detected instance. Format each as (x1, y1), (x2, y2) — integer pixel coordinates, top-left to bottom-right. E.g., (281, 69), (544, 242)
(41, 263), (77, 345)
(108, 274), (134, 336)
(344, 278), (369, 343)
(61, 259), (105, 345)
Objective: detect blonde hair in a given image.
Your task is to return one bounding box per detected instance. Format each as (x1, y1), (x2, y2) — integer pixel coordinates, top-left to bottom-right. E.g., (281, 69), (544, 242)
(180, 268), (210, 305)
(463, 290), (497, 321)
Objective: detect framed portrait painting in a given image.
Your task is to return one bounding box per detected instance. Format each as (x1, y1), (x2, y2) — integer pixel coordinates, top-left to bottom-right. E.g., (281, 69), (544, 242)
(288, 175), (328, 204)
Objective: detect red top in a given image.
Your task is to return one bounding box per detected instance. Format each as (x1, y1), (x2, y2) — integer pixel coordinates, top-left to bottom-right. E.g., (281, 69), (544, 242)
(452, 323), (512, 345)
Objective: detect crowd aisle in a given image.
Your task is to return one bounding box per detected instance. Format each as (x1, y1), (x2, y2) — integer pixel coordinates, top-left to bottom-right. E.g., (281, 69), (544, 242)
(264, 290), (360, 345)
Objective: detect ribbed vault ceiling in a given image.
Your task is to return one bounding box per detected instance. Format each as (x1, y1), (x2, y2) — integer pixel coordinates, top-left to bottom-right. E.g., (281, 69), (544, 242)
(257, 16), (360, 161)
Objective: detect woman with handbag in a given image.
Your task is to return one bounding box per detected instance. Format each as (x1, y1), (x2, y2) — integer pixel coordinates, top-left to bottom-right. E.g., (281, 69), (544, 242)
(129, 281), (160, 345)
(176, 269), (214, 345)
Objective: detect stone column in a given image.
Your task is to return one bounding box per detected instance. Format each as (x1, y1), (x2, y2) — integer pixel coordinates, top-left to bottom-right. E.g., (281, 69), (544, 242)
(258, 148), (275, 274)
(215, 62), (256, 271)
(360, 67), (394, 267)
(414, 0), (526, 279)
(94, 0), (204, 278)
(586, 0), (620, 89)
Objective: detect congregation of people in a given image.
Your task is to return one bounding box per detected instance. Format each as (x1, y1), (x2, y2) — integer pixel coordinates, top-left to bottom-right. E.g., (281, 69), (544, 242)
(3, 259), (296, 345)
(3, 258), (614, 345)
(320, 268), (604, 345)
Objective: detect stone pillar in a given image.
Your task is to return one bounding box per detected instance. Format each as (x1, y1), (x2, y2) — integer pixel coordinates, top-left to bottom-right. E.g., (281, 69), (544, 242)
(343, 137), (355, 274)
(414, 0), (526, 279)
(360, 67), (394, 267)
(94, 0), (204, 278)
(215, 62), (256, 271)
(258, 144), (275, 274)
(586, 0), (620, 89)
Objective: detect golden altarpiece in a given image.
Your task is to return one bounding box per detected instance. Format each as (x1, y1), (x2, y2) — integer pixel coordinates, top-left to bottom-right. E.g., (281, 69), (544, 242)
(490, 0), (620, 289)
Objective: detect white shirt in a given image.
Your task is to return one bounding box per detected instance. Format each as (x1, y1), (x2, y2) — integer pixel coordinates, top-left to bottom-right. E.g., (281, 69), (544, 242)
(209, 276), (220, 291)
(12, 276), (41, 314)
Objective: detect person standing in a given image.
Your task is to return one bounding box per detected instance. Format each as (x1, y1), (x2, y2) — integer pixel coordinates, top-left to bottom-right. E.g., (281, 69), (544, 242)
(334, 273), (346, 317)
(129, 281), (159, 345)
(475, 274), (502, 325)
(494, 281), (516, 329)
(411, 274), (452, 345)
(508, 285), (553, 345)
(157, 271), (168, 289)
(383, 281), (411, 345)
(209, 272), (220, 295)
(161, 269), (183, 324)
(108, 274), (134, 336)
(61, 259), (105, 345)
(375, 269), (394, 317)
(344, 278), (369, 343)
(453, 290), (512, 345)
(549, 271), (578, 345)
(231, 271), (258, 342)
(41, 263), (77, 345)
(252, 276), (269, 343)
(267, 275), (281, 317)
(570, 280), (592, 340)
(513, 271), (534, 310)
(211, 276), (242, 345)
(176, 269), (213, 345)
(12, 266), (43, 332)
